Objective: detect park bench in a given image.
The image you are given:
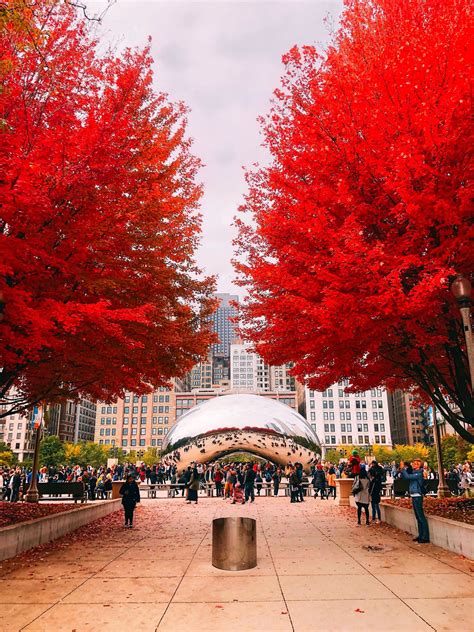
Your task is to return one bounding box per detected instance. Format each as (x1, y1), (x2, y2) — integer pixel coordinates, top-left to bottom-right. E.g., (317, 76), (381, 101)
(22, 481), (87, 503)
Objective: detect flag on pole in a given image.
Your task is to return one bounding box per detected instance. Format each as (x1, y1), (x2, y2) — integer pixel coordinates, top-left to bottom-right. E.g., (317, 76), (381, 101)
(31, 405), (44, 429)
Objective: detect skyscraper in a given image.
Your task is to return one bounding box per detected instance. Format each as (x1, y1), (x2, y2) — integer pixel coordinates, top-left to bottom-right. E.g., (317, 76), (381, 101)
(210, 293), (238, 384)
(211, 293), (239, 357)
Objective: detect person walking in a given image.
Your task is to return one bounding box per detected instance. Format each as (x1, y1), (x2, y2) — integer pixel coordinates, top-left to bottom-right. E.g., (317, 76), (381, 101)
(354, 467), (370, 526)
(312, 464), (327, 499)
(272, 468), (281, 496)
(289, 467), (301, 503)
(10, 468), (22, 503)
(119, 474), (140, 528)
(400, 458), (430, 543)
(186, 465), (199, 504)
(243, 463), (256, 503)
(369, 460), (383, 523)
(214, 467), (224, 497)
(326, 466), (337, 499)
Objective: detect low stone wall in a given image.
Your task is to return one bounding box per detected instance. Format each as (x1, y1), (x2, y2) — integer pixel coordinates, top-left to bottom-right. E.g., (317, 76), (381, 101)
(0, 499), (122, 562)
(380, 502), (474, 560)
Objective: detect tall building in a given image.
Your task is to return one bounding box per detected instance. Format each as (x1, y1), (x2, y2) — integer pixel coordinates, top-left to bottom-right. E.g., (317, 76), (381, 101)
(0, 408), (35, 461)
(175, 386), (300, 420)
(183, 353), (213, 390)
(74, 399), (98, 443)
(231, 343), (269, 390)
(211, 293), (239, 358)
(94, 387), (177, 453)
(305, 382), (392, 455)
(230, 343), (295, 392)
(0, 397), (96, 461)
(387, 390), (433, 445)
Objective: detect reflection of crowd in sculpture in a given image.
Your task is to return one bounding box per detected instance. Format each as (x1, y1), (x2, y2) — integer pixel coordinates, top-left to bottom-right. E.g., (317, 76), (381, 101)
(164, 429), (317, 470)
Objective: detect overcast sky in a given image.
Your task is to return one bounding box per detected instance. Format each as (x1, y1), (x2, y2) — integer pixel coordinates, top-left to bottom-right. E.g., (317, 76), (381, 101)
(91, 0), (344, 295)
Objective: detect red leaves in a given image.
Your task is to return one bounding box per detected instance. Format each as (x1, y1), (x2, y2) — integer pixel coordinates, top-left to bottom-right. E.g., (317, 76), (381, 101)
(0, 1), (215, 415)
(0, 501), (74, 528)
(234, 0), (474, 434)
(385, 497), (474, 525)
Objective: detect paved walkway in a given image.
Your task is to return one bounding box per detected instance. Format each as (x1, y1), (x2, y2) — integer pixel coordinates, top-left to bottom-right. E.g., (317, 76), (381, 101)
(0, 498), (473, 631)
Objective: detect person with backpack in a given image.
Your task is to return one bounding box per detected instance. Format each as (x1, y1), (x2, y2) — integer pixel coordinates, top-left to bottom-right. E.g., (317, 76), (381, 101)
(400, 458), (430, 543)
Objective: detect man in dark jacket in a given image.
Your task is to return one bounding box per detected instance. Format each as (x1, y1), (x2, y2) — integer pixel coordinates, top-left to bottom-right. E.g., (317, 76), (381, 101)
(243, 464), (256, 503)
(312, 464), (327, 499)
(400, 458), (430, 543)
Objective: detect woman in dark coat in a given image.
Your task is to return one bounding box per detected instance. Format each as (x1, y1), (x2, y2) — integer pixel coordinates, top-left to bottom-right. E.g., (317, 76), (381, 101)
(369, 461), (384, 523)
(186, 466), (200, 504)
(119, 474), (140, 528)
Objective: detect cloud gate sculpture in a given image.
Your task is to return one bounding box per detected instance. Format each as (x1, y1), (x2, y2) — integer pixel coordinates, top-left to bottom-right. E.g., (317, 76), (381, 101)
(162, 393), (321, 471)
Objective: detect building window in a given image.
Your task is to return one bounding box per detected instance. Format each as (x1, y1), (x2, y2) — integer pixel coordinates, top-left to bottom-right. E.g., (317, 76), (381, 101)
(131, 439), (136, 446)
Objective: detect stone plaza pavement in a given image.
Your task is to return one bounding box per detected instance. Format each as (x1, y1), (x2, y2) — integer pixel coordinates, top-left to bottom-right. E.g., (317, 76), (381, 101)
(0, 497), (473, 632)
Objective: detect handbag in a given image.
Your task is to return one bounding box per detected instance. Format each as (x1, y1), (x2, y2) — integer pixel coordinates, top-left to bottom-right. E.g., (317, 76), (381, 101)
(351, 476), (362, 495)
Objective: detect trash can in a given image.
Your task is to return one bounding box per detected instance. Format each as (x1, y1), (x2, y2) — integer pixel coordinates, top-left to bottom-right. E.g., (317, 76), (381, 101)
(212, 517), (257, 571)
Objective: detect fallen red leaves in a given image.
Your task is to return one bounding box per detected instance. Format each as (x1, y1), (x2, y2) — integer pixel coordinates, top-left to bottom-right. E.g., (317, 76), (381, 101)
(384, 497), (474, 525)
(0, 501), (77, 527)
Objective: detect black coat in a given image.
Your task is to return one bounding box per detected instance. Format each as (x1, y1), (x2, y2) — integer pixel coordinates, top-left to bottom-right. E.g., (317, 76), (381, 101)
(119, 481), (140, 506)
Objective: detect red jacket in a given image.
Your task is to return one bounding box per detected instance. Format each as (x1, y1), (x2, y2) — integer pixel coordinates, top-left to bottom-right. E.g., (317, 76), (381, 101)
(349, 455), (361, 475)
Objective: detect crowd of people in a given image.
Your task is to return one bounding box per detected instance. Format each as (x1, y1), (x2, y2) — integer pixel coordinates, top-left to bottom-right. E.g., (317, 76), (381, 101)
(1, 452), (472, 536)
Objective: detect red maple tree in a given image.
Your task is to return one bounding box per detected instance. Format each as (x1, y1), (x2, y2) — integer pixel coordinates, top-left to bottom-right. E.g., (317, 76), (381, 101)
(0, 0), (215, 417)
(235, 0), (474, 440)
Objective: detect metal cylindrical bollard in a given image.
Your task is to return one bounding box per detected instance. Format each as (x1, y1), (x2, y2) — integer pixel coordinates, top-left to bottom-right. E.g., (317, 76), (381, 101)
(212, 517), (257, 571)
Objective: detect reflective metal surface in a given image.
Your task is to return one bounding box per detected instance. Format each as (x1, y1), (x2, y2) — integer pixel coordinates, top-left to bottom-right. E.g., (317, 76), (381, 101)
(212, 517), (257, 571)
(162, 393), (320, 470)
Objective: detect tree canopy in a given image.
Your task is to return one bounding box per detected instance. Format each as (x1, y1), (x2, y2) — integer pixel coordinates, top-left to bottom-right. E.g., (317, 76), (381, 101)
(235, 0), (474, 440)
(0, 0), (215, 417)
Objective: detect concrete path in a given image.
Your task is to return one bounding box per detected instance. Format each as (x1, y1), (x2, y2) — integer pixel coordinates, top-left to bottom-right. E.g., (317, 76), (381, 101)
(0, 498), (473, 631)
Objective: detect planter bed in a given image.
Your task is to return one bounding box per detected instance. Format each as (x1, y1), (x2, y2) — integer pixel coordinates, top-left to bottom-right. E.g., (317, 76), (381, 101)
(0, 498), (121, 561)
(0, 501), (77, 528)
(383, 496), (473, 525)
(380, 500), (474, 560)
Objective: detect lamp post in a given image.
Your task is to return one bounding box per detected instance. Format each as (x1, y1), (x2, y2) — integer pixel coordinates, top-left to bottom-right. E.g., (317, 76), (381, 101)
(451, 274), (474, 389)
(431, 407), (450, 497)
(24, 423), (42, 503)
(24, 404), (45, 503)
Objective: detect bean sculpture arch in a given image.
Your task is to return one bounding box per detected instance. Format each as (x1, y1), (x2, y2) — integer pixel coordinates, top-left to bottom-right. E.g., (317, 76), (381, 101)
(162, 393), (321, 470)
